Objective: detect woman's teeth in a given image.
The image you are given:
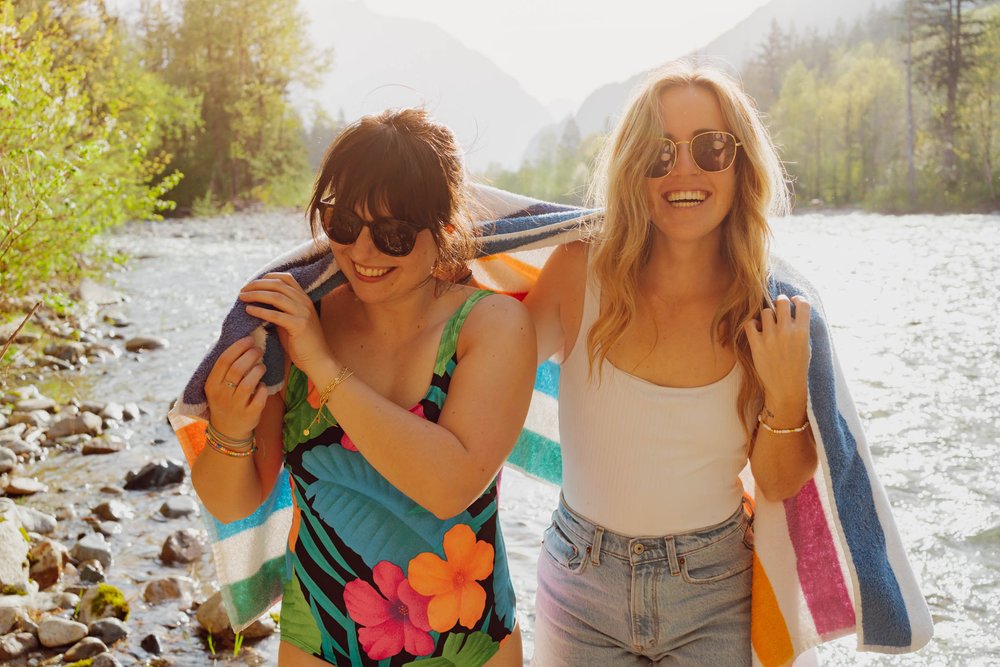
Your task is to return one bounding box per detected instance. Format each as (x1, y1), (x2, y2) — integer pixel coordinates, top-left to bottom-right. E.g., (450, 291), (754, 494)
(665, 191), (708, 208)
(354, 263), (391, 277)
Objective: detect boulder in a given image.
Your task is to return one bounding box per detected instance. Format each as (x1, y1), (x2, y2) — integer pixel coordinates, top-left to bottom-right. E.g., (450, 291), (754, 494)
(64, 635), (109, 661)
(75, 584), (130, 625)
(124, 459), (184, 490)
(47, 412), (103, 438)
(91, 500), (133, 522)
(71, 533), (112, 569)
(0, 631), (38, 661)
(3, 476), (47, 495)
(142, 576), (195, 607)
(0, 500), (30, 596)
(160, 529), (207, 565)
(15, 506), (56, 534)
(83, 436), (127, 455)
(28, 539), (69, 590)
(92, 652), (124, 667)
(37, 615), (88, 647)
(159, 496), (199, 519)
(88, 617), (129, 645)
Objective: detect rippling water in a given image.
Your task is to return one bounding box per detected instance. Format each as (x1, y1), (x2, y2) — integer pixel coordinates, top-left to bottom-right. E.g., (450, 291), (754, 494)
(60, 211), (999, 664)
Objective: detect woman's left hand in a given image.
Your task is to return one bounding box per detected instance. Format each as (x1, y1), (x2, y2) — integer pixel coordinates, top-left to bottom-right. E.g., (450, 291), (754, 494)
(743, 294), (811, 419)
(239, 272), (330, 372)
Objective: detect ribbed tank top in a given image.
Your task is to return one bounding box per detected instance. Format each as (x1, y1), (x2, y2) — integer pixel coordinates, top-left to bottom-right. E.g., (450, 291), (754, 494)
(558, 273), (748, 536)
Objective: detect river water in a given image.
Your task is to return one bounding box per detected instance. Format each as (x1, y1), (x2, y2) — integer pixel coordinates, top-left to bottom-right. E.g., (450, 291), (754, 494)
(54, 210), (998, 665)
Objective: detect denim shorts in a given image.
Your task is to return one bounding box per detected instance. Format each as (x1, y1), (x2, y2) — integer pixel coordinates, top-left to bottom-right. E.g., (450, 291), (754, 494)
(531, 496), (754, 666)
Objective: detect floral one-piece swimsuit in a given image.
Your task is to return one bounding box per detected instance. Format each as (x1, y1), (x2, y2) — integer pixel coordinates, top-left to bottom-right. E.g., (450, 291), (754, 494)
(279, 290), (516, 666)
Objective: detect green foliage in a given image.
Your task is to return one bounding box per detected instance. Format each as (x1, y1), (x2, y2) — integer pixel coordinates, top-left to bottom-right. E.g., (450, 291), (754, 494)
(484, 119), (605, 206)
(0, 1), (199, 300)
(748, 2), (1000, 211)
(143, 0), (329, 212)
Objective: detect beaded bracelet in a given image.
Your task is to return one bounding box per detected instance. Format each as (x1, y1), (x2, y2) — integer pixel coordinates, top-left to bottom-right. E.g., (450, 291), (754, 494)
(757, 412), (810, 435)
(206, 423), (257, 458)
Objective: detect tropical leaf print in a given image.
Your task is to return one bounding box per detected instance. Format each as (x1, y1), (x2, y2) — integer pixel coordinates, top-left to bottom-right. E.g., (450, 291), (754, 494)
(300, 443), (474, 568)
(400, 631), (500, 666)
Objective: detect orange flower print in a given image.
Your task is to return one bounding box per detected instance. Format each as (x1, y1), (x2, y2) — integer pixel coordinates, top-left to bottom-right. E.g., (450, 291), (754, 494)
(305, 379), (322, 409)
(407, 524), (494, 632)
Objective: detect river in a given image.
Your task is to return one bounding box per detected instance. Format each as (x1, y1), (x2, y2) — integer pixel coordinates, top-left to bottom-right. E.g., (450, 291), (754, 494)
(43, 209), (998, 665)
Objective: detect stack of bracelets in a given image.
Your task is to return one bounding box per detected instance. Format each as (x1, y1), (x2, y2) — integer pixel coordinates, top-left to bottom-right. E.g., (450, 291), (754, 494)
(205, 423), (257, 458)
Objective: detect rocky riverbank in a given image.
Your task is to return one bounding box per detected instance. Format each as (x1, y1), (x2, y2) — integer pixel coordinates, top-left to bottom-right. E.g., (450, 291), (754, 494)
(0, 275), (279, 666)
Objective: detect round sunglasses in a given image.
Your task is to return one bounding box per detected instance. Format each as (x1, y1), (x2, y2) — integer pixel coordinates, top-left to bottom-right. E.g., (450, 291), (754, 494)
(317, 199), (425, 257)
(645, 131), (742, 178)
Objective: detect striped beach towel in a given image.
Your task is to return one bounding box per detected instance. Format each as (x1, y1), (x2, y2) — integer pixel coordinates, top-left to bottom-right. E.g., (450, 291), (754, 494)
(168, 185), (932, 665)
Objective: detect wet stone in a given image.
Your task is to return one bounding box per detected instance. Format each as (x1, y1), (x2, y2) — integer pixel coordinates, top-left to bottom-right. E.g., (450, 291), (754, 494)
(99, 485), (125, 496)
(38, 615), (89, 647)
(65, 636), (109, 661)
(143, 576), (195, 607)
(124, 459), (184, 490)
(28, 539), (69, 590)
(159, 496), (199, 519)
(79, 560), (106, 584)
(100, 403), (124, 422)
(13, 397), (56, 412)
(71, 533), (112, 569)
(8, 410), (51, 428)
(4, 476), (47, 496)
(0, 631), (38, 661)
(16, 506), (57, 534)
(43, 342), (86, 364)
(83, 436), (127, 455)
(95, 521), (122, 538)
(125, 336), (169, 352)
(76, 585), (129, 624)
(141, 633), (162, 655)
(92, 652), (124, 667)
(0, 447), (16, 474)
(122, 402), (141, 422)
(47, 412), (103, 438)
(88, 617), (129, 645)
(92, 500), (133, 522)
(160, 529), (207, 565)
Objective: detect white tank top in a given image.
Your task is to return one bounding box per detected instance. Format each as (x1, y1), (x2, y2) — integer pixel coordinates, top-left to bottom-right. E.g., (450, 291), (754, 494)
(558, 273), (748, 536)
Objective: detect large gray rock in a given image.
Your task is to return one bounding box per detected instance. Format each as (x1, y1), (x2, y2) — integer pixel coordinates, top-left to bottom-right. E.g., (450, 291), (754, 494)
(64, 635), (108, 661)
(0, 631), (38, 661)
(0, 501), (29, 596)
(7, 409), (51, 428)
(160, 529), (207, 564)
(143, 576), (195, 607)
(0, 447), (16, 474)
(88, 617), (129, 645)
(47, 412), (103, 438)
(71, 533), (112, 570)
(37, 615), (88, 647)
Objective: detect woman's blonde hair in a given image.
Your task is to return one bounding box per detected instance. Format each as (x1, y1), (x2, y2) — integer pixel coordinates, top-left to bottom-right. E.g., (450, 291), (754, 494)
(586, 59), (790, 436)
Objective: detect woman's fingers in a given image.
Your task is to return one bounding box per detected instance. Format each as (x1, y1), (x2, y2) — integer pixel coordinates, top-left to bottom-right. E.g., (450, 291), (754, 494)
(207, 337), (255, 388)
(791, 295), (811, 328)
(773, 294), (792, 325)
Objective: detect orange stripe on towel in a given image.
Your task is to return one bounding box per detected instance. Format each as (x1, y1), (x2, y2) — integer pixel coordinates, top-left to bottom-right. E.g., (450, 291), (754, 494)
(176, 421), (207, 463)
(751, 553), (794, 667)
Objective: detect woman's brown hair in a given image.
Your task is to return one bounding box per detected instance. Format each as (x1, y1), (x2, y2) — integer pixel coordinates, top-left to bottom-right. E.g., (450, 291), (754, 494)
(307, 108), (477, 282)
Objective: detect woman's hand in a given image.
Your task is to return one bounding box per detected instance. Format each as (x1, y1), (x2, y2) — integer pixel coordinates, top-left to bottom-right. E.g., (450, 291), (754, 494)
(239, 273), (331, 373)
(205, 337), (268, 439)
(743, 294), (811, 425)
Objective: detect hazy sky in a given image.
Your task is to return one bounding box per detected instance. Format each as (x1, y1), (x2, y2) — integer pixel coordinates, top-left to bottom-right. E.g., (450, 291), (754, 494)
(358, 0), (773, 110)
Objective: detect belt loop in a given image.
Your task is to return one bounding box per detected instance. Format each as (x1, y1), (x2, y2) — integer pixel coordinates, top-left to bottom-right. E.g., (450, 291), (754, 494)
(665, 536), (680, 576)
(590, 526), (604, 566)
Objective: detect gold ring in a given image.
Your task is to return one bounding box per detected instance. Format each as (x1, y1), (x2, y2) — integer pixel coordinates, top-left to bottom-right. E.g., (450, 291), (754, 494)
(225, 381), (237, 388)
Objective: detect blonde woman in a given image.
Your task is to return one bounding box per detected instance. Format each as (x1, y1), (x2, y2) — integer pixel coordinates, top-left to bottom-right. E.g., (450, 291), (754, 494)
(524, 61), (813, 664)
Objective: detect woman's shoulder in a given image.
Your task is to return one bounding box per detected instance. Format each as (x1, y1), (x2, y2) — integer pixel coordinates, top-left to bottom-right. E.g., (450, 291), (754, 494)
(454, 289), (533, 351)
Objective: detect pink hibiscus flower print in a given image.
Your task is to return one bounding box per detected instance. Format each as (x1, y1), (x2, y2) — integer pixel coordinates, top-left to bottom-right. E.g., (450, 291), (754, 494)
(343, 561), (434, 660)
(340, 403), (425, 452)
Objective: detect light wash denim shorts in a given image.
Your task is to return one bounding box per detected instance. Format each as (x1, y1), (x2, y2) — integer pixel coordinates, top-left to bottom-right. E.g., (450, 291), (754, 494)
(532, 496), (754, 666)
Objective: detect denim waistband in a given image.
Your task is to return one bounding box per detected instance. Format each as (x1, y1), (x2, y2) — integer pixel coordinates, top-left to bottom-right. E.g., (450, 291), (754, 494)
(553, 494), (752, 568)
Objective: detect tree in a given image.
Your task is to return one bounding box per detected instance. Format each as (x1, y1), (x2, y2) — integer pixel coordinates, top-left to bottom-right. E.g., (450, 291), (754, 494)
(912, 0), (984, 192)
(144, 0), (330, 211)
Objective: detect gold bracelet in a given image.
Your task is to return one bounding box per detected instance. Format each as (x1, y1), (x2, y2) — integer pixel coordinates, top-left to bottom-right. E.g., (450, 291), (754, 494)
(757, 412), (810, 435)
(205, 431), (257, 458)
(206, 423), (255, 448)
(304, 365), (354, 436)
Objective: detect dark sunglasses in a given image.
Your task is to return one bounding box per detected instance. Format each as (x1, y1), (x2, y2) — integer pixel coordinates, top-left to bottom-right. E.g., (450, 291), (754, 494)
(317, 199), (425, 257)
(645, 131), (742, 178)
